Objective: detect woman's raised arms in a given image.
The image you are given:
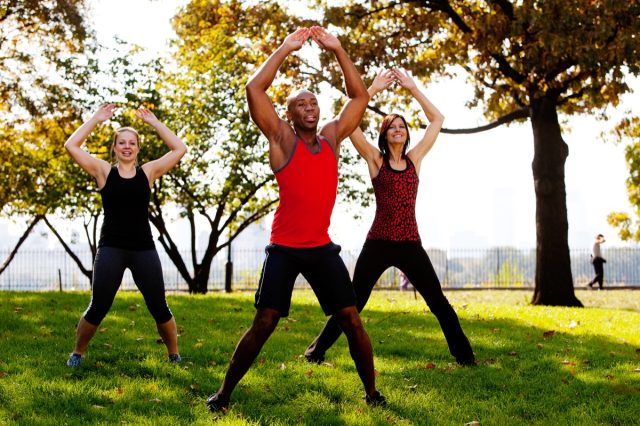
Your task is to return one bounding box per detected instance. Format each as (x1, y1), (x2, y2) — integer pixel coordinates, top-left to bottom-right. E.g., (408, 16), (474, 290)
(138, 108), (187, 185)
(394, 69), (444, 175)
(64, 104), (115, 188)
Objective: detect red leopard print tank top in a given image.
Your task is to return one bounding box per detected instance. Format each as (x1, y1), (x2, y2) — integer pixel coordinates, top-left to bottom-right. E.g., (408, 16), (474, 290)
(366, 158), (421, 241)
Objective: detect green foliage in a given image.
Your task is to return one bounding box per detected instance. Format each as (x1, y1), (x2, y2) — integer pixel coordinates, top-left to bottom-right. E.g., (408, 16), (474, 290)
(0, 290), (638, 424)
(0, 0), (94, 119)
(609, 117), (640, 241)
(0, 0), (101, 276)
(314, 0), (640, 122)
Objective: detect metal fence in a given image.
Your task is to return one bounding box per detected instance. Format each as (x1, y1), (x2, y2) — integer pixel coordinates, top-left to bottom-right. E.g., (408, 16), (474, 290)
(1, 246), (639, 292)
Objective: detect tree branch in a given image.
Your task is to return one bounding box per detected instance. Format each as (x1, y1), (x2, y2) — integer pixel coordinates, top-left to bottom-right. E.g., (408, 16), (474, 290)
(43, 215), (92, 280)
(488, 0), (514, 19)
(0, 215), (43, 276)
(368, 103), (530, 134)
(419, 0), (472, 33)
(443, 108), (530, 133)
(557, 89), (586, 106)
(344, 1), (401, 18)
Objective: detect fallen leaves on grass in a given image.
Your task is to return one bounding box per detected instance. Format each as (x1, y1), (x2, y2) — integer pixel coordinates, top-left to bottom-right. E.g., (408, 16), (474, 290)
(416, 362), (436, 369)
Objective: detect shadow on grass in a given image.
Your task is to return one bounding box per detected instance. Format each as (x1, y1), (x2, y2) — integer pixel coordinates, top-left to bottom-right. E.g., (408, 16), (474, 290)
(0, 291), (638, 425)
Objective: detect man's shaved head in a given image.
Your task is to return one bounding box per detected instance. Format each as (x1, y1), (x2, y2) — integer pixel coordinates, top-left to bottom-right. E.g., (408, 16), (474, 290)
(286, 89), (317, 111)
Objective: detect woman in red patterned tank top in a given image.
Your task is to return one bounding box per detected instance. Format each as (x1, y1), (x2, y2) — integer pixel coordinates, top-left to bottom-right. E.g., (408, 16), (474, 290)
(306, 69), (476, 366)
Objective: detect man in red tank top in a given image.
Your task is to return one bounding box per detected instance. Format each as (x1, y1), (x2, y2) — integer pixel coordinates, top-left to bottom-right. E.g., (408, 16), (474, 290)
(206, 26), (385, 412)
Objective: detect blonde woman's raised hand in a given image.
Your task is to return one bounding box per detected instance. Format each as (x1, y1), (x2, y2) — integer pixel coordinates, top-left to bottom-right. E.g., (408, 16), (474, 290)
(310, 26), (341, 52)
(92, 103), (117, 122)
(135, 108), (161, 127)
(392, 68), (418, 91)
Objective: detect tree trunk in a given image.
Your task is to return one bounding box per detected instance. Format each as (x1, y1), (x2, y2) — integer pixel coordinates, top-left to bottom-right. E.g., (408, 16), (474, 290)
(530, 95), (582, 307)
(191, 263), (212, 294)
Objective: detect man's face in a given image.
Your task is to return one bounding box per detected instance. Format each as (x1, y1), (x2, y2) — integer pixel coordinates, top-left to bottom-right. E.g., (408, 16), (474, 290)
(286, 91), (319, 130)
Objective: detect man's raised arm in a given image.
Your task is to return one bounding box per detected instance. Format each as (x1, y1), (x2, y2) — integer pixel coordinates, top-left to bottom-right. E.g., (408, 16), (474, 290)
(311, 27), (369, 143)
(246, 28), (309, 141)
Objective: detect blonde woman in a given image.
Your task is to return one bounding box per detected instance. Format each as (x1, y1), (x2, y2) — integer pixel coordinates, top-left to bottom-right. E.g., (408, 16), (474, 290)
(64, 104), (186, 367)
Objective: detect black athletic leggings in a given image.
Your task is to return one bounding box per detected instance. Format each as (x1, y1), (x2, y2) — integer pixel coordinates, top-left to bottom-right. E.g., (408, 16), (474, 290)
(83, 246), (173, 325)
(306, 240), (474, 361)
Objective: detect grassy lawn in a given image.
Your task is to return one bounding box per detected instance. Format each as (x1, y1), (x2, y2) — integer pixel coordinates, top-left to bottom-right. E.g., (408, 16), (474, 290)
(0, 289), (638, 425)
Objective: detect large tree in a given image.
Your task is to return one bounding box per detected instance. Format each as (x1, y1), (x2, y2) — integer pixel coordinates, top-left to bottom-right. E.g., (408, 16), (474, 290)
(299, 0), (640, 306)
(0, 0), (96, 274)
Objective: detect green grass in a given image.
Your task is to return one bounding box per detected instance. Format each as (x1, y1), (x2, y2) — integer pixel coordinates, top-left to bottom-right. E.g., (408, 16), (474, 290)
(0, 289), (638, 425)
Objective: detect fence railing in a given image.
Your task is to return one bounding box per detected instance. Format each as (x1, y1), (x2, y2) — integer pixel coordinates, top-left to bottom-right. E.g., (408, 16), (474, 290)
(1, 247), (639, 292)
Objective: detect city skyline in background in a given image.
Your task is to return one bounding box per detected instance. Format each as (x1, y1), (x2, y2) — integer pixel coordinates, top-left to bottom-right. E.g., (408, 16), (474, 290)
(2, 0), (637, 251)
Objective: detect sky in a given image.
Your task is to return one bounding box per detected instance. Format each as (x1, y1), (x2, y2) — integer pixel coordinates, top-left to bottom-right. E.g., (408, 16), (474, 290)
(3, 0), (636, 251)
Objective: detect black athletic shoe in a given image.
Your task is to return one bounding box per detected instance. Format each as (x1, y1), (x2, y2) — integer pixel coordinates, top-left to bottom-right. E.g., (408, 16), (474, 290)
(304, 351), (325, 364)
(206, 393), (229, 412)
(168, 353), (182, 363)
(365, 390), (386, 407)
(456, 356), (477, 366)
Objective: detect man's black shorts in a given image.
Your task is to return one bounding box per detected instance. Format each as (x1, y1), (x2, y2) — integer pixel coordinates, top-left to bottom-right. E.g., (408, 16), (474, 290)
(254, 242), (356, 317)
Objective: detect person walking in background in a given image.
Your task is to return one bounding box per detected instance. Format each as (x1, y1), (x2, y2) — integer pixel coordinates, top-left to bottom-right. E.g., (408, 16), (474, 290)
(64, 104), (186, 367)
(587, 234), (606, 289)
(399, 270), (412, 291)
(205, 26), (385, 413)
(304, 68), (476, 367)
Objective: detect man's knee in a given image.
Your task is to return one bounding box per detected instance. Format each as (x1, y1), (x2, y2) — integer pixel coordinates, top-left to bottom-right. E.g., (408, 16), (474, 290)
(334, 306), (362, 331)
(252, 308), (281, 334)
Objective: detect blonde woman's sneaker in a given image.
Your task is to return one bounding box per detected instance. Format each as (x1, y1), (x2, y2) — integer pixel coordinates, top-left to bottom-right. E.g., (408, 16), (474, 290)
(168, 353), (182, 363)
(66, 353), (84, 367)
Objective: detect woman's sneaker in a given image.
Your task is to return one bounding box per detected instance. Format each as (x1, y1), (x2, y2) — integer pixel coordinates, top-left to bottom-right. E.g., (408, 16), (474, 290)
(168, 353), (182, 363)
(66, 353), (84, 367)
(206, 393), (229, 412)
(365, 390), (386, 406)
